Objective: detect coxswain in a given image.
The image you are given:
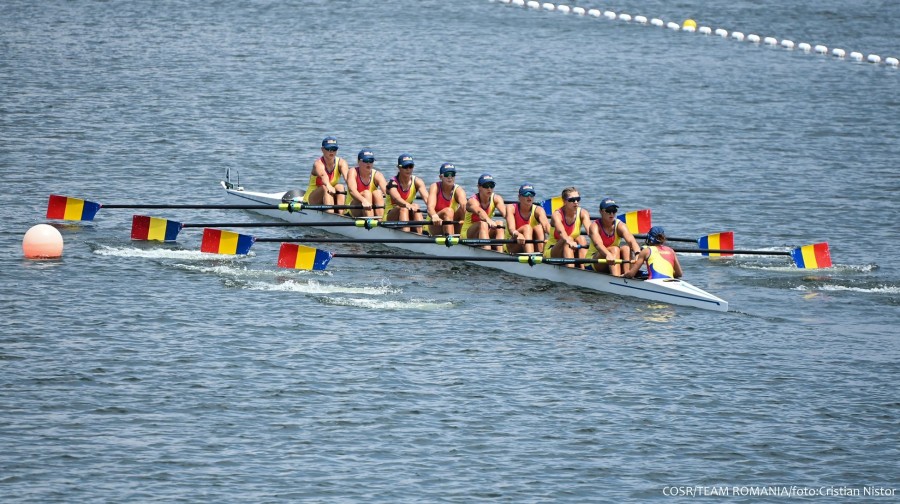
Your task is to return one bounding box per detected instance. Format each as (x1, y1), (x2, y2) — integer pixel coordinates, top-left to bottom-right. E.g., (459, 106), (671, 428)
(624, 226), (684, 279)
(586, 198), (641, 276)
(544, 186), (591, 268)
(426, 163), (467, 236)
(303, 136), (349, 213)
(461, 173), (507, 251)
(346, 149), (388, 218)
(504, 183), (551, 255)
(384, 153), (430, 233)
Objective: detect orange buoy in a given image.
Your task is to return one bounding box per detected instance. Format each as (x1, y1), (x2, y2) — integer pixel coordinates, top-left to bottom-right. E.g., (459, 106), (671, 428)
(23, 224), (64, 259)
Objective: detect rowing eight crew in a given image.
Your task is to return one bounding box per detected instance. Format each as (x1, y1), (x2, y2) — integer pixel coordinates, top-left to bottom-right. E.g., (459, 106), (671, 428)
(302, 137), (682, 279)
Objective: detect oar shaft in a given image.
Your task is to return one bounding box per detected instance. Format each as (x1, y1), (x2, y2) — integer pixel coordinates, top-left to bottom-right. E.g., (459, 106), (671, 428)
(255, 237), (543, 245)
(184, 219), (457, 229)
(671, 247), (791, 256)
(634, 233), (697, 243)
(329, 254), (630, 265)
(107, 204), (282, 209)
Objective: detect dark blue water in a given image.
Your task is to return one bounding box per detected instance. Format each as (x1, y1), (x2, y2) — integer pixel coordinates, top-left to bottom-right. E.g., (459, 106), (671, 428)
(2, 0), (898, 501)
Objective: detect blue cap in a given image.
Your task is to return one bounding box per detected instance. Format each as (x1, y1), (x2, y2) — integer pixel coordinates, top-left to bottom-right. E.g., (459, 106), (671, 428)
(647, 226), (666, 244)
(398, 153), (414, 167)
(439, 162), (456, 175)
(478, 173), (495, 186)
(518, 183), (536, 197)
(322, 136), (339, 149)
(599, 198), (619, 211)
(358, 149), (375, 163)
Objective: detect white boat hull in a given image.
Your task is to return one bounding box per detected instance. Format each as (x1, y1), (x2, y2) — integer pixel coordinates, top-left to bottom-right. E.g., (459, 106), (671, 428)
(222, 184), (729, 312)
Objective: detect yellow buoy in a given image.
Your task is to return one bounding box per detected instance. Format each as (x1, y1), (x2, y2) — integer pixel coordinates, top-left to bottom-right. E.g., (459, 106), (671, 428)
(22, 224), (64, 259)
(683, 19), (697, 29)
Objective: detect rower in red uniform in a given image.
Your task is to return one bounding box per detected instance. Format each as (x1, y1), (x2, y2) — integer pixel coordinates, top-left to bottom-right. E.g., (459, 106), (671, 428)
(545, 186), (591, 268)
(385, 153), (430, 233)
(303, 136), (350, 213)
(426, 163), (467, 236)
(461, 173), (507, 250)
(504, 183), (551, 255)
(624, 226), (684, 279)
(587, 197), (641, 276)
(346, 149), (388, 218)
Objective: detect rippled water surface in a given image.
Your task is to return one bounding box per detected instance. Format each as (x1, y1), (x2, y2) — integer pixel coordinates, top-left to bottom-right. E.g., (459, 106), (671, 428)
(2, 0), (898, 501)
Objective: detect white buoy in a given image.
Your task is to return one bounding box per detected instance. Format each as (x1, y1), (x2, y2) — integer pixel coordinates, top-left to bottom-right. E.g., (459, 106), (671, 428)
(798, 42), (811, 52)
(542, 2), (555, 11)
(635, 15), (648, 25)
(731, 31), (745, 41)
(557, 4), (570, 14)
(715, 28), (728, 38)
(781, 40), (795, 49)
(588, 9), (601, 17)
(867, 54), (882, 64)
(699, 26), (712, 35)
(682, 25), (696, 32)
(513, 0), (525, 5)
(886, 57), (899, 67)
(832, 48), (846, 58)
(573, 7), (585, 15)
(747, 34), (761, 43)
(814, 44), (828, 54)
(666, 21), (680, 30)
(651, 18), (664, 27)
(619, 13), (632, 22)
(850, 51), (863, 61)
(22, 224), (64, 259)
(527, 1), (540, 9)
(603, 11), (616, 20)
(763, 36), (777, 46)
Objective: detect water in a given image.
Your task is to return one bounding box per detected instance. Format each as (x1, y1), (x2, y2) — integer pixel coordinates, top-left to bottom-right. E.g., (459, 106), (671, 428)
(2, 0), (898, 501)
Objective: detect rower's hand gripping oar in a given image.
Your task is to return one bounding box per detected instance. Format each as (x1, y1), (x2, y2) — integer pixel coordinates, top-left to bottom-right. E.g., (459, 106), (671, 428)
(46, 194), (371, 222)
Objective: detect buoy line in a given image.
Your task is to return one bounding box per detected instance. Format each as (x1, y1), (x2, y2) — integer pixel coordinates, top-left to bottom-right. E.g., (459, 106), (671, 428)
(493, 0), (899, 69)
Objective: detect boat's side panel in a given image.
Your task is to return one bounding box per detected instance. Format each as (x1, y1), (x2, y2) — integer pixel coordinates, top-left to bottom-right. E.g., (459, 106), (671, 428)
(223, 188), (729, 311)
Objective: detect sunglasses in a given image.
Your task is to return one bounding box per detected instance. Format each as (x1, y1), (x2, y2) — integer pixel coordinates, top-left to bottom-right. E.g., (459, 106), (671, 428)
(442, 172), (456, 178)
(400, 165), (414, 169)
(520, 192), (535, 198)
(360, 158), (375, 163)
(566, 196), (581, 203)
(603, 207), (618, 214)
(480, 182), (496, 189)
(324, 147), (338, 152)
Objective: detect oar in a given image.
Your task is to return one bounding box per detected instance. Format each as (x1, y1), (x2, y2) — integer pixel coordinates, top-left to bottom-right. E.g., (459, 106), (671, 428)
(130, 215), (455, 242)
(276, 244), (632, 270)
(196, 229), (542, 254)
(671, 242), (832, 269)
(635, 231), (735, 255)
(46, 194), (368, 221)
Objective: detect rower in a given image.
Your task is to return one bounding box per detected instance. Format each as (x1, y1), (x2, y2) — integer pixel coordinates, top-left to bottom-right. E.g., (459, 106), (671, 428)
(545, 186), (591, 268)
(586, 197), (641, 276)
(303, 136), (349, 213)
(346, 149), (388, 218)
(384, 153), (430, 233)
(426, 163), (467, 236)
(504, 183), (551, 255)
(461, 173), (507, 251)
(624, 226), (684, 280)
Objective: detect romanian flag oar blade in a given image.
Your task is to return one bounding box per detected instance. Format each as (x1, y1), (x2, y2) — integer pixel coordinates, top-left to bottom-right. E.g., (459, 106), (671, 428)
(131, 215), (182, 241)
(617, 209), (652, 234)
(277, 243), (333, 270)
(697, 232), (735, 257)
(540, 196), (563, 216)
(46, 194), (101, 221)
(200, 228), (256, 255)
(790, 242), (832, 269)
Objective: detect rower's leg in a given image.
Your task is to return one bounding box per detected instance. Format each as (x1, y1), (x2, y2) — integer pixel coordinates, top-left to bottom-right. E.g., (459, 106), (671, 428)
(307, 186), (326, 205)
(372, 190), (385, 219)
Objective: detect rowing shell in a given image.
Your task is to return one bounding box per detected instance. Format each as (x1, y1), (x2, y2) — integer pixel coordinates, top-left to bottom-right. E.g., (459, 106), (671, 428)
(221, 183), (729, 312)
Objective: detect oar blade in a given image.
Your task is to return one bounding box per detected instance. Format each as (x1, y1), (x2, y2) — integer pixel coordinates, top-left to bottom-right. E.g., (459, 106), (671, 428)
(200, 228), (255, 255)
(46, 194), (101, 221)
(697, 231), (735, 257)
(540, 196), (563, 216)
(617, 208), (652, 234)
(790, 242), (832, 269)
(277, 243), (333, 270)
(131, 215), (182, 241)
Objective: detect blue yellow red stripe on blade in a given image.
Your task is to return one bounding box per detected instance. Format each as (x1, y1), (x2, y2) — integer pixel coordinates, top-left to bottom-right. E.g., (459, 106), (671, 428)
(697, 232), (735, 257)
(790, 242), (832, 269)
(199, 228), (255, 255)
(278, 244), (333, 270)
(46, 195), (101, 221)
(131, 215), (182, 241)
